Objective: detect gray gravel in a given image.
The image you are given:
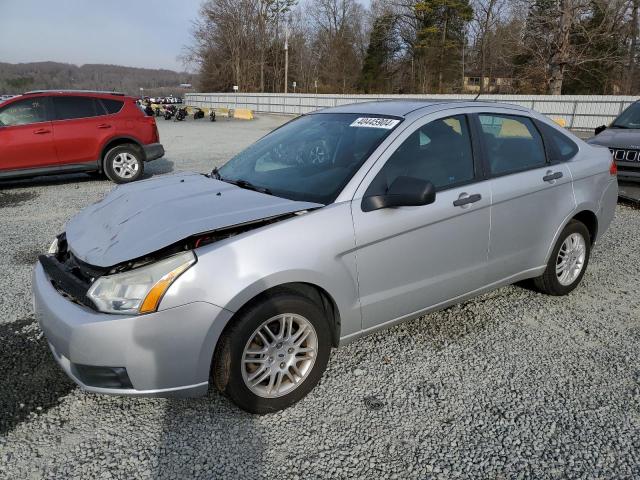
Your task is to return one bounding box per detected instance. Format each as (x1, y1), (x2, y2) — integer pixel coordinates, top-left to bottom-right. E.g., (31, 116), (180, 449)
(1, 116), (639, 479)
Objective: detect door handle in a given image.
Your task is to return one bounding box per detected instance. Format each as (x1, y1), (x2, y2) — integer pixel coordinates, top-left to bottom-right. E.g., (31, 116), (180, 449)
(33, 128), (51, 135)
(453, 193), (482, 207)
(543, 171), (563, 182)
(97, 124), (112, 129)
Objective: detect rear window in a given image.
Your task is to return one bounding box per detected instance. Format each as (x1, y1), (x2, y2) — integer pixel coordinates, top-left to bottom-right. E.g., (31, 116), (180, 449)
(53, 96), (98, 120)
(539, 123), (579, 161)
(100, 98), (124, 114)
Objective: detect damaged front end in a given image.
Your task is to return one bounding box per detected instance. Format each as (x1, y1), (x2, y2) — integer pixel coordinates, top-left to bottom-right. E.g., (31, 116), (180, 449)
(39, 211), (309, 313)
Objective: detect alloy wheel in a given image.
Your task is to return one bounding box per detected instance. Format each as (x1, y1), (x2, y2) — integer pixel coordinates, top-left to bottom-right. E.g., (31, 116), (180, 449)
(241, 313), (318, 398)
(556, 232), (586, 286)
(112, 152), (139, 179)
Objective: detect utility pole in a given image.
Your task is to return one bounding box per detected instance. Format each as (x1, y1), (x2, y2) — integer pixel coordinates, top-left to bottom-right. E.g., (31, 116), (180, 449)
(284, 24), (289, 94)
(461, 28), (465, 94)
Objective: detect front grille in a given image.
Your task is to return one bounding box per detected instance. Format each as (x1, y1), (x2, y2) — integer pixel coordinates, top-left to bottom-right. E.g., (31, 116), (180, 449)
(609, 148), (640, 162)
(39, 254), (96, 308)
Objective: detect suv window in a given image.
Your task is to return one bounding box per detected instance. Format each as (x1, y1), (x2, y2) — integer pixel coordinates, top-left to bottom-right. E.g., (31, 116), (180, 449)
(367, 115), (475, 195)
(100, 98), (124, 114)
(539, 123), (578, 161)
(53, 96), (99, 120)
(479, 114), (546, 175)
(0, 98), (49, 126)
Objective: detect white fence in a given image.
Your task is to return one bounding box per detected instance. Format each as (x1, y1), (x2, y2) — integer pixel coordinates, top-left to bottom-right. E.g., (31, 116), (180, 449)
(185, 92), (639, 132)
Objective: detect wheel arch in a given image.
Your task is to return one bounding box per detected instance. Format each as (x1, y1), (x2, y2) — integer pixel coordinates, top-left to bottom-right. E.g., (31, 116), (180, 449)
(217, 282), (342, 350)
(544, 206), (598, 265)
(99, 136), (144, 171)
(207, 281), (342, 389)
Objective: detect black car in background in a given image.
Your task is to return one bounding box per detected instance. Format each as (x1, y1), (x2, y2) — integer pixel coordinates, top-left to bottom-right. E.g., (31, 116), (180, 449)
(589, 102), (640, 184)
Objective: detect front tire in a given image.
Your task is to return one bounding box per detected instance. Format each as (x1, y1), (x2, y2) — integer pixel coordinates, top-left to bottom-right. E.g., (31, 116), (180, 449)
(103, 145), (144, 184)
(533, 220), (591, 295)
(213, 291), (331, 414)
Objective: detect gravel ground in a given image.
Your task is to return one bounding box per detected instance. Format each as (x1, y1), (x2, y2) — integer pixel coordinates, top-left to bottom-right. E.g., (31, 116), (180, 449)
(1, 116), (639, 479)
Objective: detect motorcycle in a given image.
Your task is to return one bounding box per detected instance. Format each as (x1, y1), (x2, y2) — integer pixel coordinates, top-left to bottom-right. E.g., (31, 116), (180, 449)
(193, 108), (205, 120)
(164, 105), (176, 120)
(209, 109), (216, 122)
(174, 106), (188, 121)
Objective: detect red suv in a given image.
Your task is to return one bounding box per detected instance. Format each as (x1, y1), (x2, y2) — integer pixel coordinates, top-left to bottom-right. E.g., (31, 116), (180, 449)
(0, 90), (164, 183)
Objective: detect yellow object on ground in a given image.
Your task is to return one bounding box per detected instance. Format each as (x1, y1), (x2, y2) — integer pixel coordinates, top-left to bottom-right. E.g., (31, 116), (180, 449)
(233, 108), (254, 120)
(552, 117), (567, 128)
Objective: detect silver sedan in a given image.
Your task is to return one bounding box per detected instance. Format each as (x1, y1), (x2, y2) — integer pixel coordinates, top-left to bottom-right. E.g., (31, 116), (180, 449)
(33, 101), (618, 413)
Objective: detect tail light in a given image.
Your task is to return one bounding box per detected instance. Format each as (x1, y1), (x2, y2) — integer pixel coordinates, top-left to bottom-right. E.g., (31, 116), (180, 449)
(610, 158), (617, 176)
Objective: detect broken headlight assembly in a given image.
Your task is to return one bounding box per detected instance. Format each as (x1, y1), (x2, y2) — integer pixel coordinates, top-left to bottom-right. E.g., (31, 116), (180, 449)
(86, 251), (196, 315)
(48, 237), (59, 254)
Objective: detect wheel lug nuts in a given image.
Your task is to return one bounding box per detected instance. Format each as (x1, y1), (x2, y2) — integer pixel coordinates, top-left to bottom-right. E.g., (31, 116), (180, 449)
(280, 362), (285, 368)
(268, 357), (273, 362)
(288, 348), (294, 353)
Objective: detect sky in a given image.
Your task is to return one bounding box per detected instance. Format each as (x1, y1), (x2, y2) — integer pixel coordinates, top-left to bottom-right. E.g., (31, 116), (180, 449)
(0, 0), (202, 71)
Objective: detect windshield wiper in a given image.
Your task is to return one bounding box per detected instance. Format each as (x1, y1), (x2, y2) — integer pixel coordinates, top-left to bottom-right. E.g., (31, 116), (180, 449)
(232, 179), (273, 195)
(209, 168), (272, 195)
(610, 124), (630, 129)
(210, 167), (223, 180)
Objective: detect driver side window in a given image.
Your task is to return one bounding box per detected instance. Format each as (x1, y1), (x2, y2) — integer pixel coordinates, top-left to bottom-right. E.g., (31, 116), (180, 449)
(366, 115), (475, 196)
(0, 98), (49, 126)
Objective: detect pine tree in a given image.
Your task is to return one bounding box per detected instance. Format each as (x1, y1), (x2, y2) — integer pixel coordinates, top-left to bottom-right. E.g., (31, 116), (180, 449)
(360, 14), (397, 93)
(414, 0), (473, 93)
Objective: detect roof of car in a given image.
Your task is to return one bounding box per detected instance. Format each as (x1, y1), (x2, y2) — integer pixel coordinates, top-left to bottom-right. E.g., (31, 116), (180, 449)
(23, 89), (126, 97)
(314, 100), (530, 117)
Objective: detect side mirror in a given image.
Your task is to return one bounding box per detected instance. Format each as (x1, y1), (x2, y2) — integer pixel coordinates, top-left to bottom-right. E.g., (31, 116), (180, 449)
(595, 125), (607, 135)
(362, 176), (436, 212)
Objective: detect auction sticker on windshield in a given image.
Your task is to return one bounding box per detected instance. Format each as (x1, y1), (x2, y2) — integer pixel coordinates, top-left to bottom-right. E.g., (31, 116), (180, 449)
(350, 117), (400, 129)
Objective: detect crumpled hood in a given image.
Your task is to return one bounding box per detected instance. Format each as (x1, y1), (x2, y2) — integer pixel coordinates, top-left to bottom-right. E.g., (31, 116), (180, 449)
(588, 128), (640, 149)
(66, 172), (322, 267)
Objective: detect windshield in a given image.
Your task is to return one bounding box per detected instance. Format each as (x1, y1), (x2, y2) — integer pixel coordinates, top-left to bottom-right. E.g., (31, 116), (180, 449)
(217, 113), (401, 204)
(612, 103), (640, 129)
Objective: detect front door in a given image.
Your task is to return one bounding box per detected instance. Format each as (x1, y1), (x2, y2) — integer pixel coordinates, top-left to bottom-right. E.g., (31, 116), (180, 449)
(351, 113), (491, 330)
(0, 97), (57, 171)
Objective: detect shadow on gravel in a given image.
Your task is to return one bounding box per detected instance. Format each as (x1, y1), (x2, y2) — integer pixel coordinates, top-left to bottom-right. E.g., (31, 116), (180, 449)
(0, 191), (40, 208)
(0, 316), (75, 435)
(152, 396), (263, 479)
(144, 159), (175, 177)
(0, 173), (94, 190)
(12, 246), (43, 266)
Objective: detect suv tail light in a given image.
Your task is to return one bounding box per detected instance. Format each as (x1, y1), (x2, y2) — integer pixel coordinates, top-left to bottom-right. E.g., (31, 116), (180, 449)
(610, 158), (617, 176)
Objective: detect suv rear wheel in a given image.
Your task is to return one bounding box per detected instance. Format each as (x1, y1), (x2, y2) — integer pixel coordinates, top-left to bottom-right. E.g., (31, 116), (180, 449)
(213, 291), (331, 414)
(533, 220), (591, 295)
(103, 144), (144, 184)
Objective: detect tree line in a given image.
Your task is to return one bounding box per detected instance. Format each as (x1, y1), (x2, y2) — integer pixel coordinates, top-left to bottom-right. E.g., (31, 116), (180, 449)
(185, 0), (640, 95)
(0, 62), (195, 96)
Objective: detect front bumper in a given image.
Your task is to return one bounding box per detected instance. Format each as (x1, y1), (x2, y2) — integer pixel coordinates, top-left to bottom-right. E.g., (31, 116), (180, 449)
(143, 143), (165, 162)
(33, 262), (232, 397)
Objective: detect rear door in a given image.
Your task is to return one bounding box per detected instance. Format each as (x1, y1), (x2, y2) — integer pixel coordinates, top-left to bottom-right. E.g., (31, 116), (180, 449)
(0, 96), (57, 171)
(51, 96), (111, 166)
(477, 113), (576, 281)
(351, 113), (491, 330)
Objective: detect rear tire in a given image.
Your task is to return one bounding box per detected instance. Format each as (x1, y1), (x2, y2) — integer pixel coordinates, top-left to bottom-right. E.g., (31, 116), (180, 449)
(533, 220), (591, 296)
(213, 291), (331, 414)
(103, 145), (144, 184)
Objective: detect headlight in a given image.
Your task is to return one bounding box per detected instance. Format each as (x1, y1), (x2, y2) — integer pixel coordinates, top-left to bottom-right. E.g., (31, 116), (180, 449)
(48, 238), (59, 254)
(87, 251), (196, 315)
